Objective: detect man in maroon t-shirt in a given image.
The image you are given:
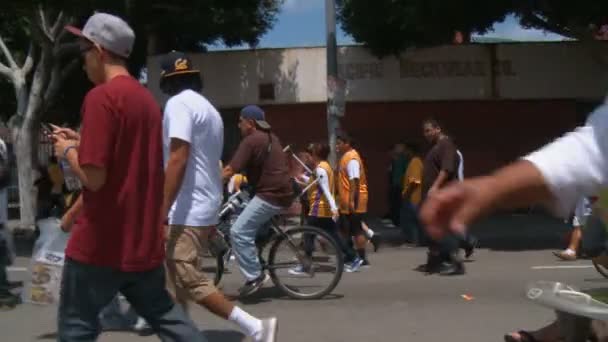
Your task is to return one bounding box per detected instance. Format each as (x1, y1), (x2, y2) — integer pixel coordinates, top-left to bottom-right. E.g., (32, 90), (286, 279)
(52, 13), (202, 341)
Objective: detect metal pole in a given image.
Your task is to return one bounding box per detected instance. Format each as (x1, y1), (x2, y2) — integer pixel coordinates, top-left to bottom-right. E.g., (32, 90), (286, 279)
(325, 0), (340, 168)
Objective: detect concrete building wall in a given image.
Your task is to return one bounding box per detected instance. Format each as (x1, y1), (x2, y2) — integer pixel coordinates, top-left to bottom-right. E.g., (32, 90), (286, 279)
(147, 42), (608, 214)
(148, 42), (608, 107)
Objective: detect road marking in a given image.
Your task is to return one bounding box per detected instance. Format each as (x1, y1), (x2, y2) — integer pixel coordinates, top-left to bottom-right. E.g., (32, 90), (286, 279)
(532, 265), (594, 270)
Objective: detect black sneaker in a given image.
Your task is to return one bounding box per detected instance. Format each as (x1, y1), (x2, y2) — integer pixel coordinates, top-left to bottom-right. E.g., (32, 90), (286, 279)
(0, 293), (20, 311)
(370, 234), (381, 252)
(238, 273), (270, 297)
(464, 236), (478, 259)
(438, 262), (465, 276)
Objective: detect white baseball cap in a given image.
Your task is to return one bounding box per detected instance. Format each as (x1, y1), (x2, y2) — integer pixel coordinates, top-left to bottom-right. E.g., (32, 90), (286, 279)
(65, 12), (135, 58)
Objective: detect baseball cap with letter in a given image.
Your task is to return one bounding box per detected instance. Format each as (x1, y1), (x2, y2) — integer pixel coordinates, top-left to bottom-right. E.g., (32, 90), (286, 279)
(65, 13), (135, 58)
(241, 105), (271, 130)
(159, 51), (200, 78)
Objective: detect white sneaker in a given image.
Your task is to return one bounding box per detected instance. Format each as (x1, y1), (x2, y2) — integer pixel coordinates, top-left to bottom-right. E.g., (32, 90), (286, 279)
(345, 257), (364, 273)
(288, 265), (307, 276)
(254, 317), (278, 342)
(133, 317), (149, 331)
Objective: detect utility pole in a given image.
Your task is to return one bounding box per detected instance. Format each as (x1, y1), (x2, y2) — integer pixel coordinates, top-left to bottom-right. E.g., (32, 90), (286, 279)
(325, 0), (341, 168)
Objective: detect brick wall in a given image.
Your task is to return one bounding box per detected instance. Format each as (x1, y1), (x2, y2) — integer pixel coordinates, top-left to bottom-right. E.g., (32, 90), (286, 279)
(255, 100), (580, 215)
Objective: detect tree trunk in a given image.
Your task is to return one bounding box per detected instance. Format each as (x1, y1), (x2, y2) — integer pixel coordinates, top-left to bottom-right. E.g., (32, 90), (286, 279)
(14, 125), (36, 230)
(9, 77), (37, 229)
(10, 107), (37, 230)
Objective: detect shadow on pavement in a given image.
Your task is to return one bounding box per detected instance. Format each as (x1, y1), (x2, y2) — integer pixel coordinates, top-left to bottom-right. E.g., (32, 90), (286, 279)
(237, 286), (344, 305)
(37, 332), (58, 340)
(367, 213), (571, 251)
(37, 329), (245, 341)
(203, 329), (245, 342)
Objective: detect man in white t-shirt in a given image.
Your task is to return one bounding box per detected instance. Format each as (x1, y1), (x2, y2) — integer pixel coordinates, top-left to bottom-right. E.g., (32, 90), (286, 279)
(456, 150), (464, 181)
(554, 197), (592, 261)
(159, 52), (277, 342)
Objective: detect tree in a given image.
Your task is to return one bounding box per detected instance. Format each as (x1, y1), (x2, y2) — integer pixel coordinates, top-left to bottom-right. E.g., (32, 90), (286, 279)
(0, 0), (282, 228)
(1, 2), (80, 229)
(337, 0), (512, 57)
(337, 0), (608, 58)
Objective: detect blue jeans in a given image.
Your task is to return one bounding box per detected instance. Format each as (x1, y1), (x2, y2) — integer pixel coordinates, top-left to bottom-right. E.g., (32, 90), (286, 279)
(230, 196), (283, 281)
(58, 258), (205, 342)
(0, 225), (10, 297)
(400, 202), (423, 244)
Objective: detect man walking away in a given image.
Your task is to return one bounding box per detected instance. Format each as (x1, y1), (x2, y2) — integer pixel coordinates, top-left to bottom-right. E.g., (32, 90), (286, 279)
(222, 105), (294, 297)
(554, 197), (592, 261)
(336, 133), (371, 267)
(420, 118), (464, 275)
(388, 143), (409, 226)
(159, 51), (277, 342)
(455, 149), (477, 258)
(53, 13), (202, 341)
(400, 143), (424, 245)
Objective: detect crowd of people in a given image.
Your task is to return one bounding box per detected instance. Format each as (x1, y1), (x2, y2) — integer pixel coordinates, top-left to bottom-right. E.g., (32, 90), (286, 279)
(0, 9), (607, 342)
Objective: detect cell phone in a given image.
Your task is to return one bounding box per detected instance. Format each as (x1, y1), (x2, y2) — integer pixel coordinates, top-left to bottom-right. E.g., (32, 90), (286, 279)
(40, 123), (52, 134)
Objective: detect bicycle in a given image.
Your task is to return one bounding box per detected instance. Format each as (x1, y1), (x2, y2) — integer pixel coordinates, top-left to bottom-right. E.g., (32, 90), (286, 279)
(208, 147), (345, 300)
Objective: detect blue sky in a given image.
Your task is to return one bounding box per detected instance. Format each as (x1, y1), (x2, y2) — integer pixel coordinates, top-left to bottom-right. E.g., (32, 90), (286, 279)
(211, 0), (566, 50)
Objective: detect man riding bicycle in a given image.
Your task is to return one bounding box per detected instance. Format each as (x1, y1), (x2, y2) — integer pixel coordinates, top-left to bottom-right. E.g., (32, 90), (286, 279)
(222, 105), (294, 297)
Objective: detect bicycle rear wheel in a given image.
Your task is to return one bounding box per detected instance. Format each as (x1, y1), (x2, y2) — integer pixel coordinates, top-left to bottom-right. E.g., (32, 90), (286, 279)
(267, 226), (344, 299)
(592, 255), (608, 279)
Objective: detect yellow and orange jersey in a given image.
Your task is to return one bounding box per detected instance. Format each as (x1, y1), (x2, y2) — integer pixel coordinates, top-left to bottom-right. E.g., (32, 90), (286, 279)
(307, 161), (335, 218)
(337, 149), (368, 214)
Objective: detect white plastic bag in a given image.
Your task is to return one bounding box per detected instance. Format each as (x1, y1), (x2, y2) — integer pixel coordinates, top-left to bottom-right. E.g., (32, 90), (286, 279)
(23, 217), (70, 305)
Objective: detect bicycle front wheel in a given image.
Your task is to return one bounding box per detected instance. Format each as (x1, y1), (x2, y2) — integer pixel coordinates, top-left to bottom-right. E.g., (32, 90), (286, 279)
(267, 226), (344, 299)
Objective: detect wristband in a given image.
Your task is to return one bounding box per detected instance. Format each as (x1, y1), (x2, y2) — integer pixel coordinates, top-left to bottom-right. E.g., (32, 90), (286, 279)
(63, 145), (78, 159)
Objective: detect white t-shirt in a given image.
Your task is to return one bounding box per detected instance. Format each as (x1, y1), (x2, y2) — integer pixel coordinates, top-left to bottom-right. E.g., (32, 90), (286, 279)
(315, 166), (338, 212)
(163, 89), (224, 226)
(525, 103), (608, 217)
(456, 150), (464, 181)
(346, 159), (360, 180)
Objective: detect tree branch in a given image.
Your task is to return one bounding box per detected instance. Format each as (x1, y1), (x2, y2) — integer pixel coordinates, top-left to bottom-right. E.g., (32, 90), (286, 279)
(0, 34), (18, 69)
(22, 44), (35, 76)
(0, 62), (11, 79)
(51, 11), (66, 38)
(521, 12), (576, 39)
(36, 5), (53, 44)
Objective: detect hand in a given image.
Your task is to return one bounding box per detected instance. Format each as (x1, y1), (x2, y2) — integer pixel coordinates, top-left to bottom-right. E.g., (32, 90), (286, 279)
(51, 124), (80, 141)
(332, 210), (340, 222)
(420, 176), (497, 241)
(53, 135), (74, 159)
(348, 203), (356, 214)
(427, 186), (439, 195)
(61, 212), (75, 232)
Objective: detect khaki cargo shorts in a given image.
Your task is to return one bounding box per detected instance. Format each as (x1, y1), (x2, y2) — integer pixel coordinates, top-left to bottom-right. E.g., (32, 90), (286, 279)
(165, 225), (218, 303)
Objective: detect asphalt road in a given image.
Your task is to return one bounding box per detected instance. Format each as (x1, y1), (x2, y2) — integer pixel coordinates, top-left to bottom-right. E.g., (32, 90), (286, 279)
(2, 245), (606, 342)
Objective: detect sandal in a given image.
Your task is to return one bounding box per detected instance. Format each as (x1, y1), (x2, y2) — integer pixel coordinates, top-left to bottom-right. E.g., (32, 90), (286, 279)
(504, 331), (538, 342)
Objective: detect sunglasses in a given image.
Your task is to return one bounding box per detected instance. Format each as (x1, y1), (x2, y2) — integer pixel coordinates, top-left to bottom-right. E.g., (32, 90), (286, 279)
(78, 42), (95, 55)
